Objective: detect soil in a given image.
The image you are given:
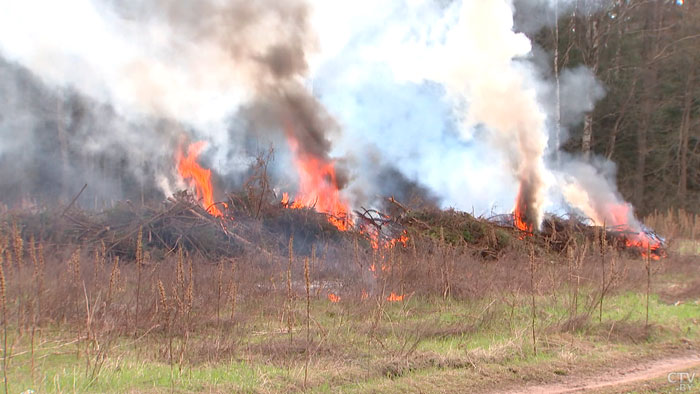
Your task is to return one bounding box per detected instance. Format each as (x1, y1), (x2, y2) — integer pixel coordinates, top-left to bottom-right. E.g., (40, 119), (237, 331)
(503, 353), (700, 393)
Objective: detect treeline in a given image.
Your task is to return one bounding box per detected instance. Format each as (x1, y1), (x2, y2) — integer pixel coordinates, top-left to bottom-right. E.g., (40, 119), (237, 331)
(533, 0), (699, 215)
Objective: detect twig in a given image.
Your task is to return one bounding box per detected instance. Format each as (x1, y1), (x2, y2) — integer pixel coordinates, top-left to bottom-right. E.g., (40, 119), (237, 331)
(304, 257), (311, 388)
(0, 262), (7, 394)
(61, 183), (88, 217)
(529, 243), (537, 356)
(386, 197), (409, 213)
(645, 243), (651, 326)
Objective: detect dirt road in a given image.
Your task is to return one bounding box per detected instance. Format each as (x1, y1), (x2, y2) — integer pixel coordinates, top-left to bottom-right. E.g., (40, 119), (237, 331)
(505, 353), (700, 393)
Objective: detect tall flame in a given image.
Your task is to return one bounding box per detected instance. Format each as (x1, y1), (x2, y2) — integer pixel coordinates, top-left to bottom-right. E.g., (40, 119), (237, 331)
(282, 132), (351, 231)
(513, 186), (534, 233)
(176, 141), (223, 217)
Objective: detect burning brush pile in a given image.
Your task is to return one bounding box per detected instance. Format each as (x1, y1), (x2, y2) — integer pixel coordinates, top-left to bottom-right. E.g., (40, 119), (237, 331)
(10, 139), (665, 265)
(0, 0), (672, 272)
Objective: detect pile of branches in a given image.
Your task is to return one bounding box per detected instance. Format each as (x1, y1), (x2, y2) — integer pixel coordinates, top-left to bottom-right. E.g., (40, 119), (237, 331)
(13, 191), (348, 261)
(357, 197), (666, 259)
(38, 191), (244, 259)
(7, 190), (666, 262)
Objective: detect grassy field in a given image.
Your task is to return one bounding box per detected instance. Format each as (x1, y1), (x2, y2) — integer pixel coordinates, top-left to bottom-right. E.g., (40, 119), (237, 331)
(0, 209), (697, 393)
(3, 289), (699, 393)
(0, 248), (697, 392)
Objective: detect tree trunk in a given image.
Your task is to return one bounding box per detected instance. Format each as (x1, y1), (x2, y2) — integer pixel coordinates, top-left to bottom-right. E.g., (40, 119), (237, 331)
(607, 79), (637, 160)
(580, 15), (603, 160)
(678, 68), (694, 202)
(635, 2), (663, 212)
(581, 114), (593, 160)
(553, 0), (561, 164)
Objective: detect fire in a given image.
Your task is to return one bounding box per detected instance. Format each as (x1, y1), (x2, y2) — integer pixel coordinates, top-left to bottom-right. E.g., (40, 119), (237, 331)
(362, 226), (409, 251)
(281, 133), (351, 231)
(365, 229), (409, 272)
(361, 289), (369, 300)
(328, 293), (340, 303)
(176, 141), (223, 218)
(606, 203), (664, 260)
(625, 237), (662, 260)
(364, 227), (381, 250)
(514, 187), (534, 233)
(562, 182), (663, 259)
(386, 292), (405, 302)
(389, 232), (410, 248)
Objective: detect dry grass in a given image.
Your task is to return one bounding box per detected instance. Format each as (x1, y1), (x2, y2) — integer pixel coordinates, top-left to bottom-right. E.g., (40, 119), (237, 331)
(645, 208), (699, 241)
(0, 250), (8, 394)
(0, 213), (695, 392)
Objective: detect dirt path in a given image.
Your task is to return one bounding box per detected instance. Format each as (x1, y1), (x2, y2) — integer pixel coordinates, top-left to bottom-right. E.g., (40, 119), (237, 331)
(505, 353), (700, 393)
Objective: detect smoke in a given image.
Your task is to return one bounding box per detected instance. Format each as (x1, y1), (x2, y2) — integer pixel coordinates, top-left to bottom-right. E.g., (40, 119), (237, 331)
(557, 156), (642, 230)
(432, 0), (550, 227)
(557, 66), (606, 129)
(0, 0), (647, 233)
(0, 0), (340, 206)
(96, 0), (341, 169)
(309, 0), (635, 229)
(310, 0), (551, 223)
(234, 83), (342, 172)
(0, 0), (315, 124)
(0, 57), (178, 206)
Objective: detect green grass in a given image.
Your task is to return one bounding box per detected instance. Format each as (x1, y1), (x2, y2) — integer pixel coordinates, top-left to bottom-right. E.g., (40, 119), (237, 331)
(602, 291), (700, 322)
(3, 287), (699, 393)
(6, 341), (287, 393)
(675, 239), (700, 256)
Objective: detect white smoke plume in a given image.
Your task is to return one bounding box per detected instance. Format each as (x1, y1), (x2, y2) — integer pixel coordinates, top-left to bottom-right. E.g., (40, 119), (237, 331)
(310, 0), (552, 224)
(0, 0), (645, 232)
(557, 156), (643, 231)
(310, 0), (640, 230)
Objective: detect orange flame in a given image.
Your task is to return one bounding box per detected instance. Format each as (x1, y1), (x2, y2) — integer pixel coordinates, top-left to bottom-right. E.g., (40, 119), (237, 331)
(361, 289), (369, 300)
(364, 227), (381, 250)
(176, 141), (223, 217)
(606, 203), (663, 260)
(386, 292), (405, 302)
(388, 232), (410, 248)
(365, 229), (409, 273)
(328, 293), (341, 303)
(513, 188), (533, 233)
(362, 227), (409, 251)
(282, 132), (351, 231)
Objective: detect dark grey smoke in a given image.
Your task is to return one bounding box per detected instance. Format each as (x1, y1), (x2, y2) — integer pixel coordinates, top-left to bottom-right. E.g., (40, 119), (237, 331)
(235, 83), (341, 162)
(231, 86), (350, 200)
(101, 0), (342, 187)
(101, 0), (314, 80)
(0, 58), (177, 208)
(0, 0), (346, 209)
(375, 167), (439, 210)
